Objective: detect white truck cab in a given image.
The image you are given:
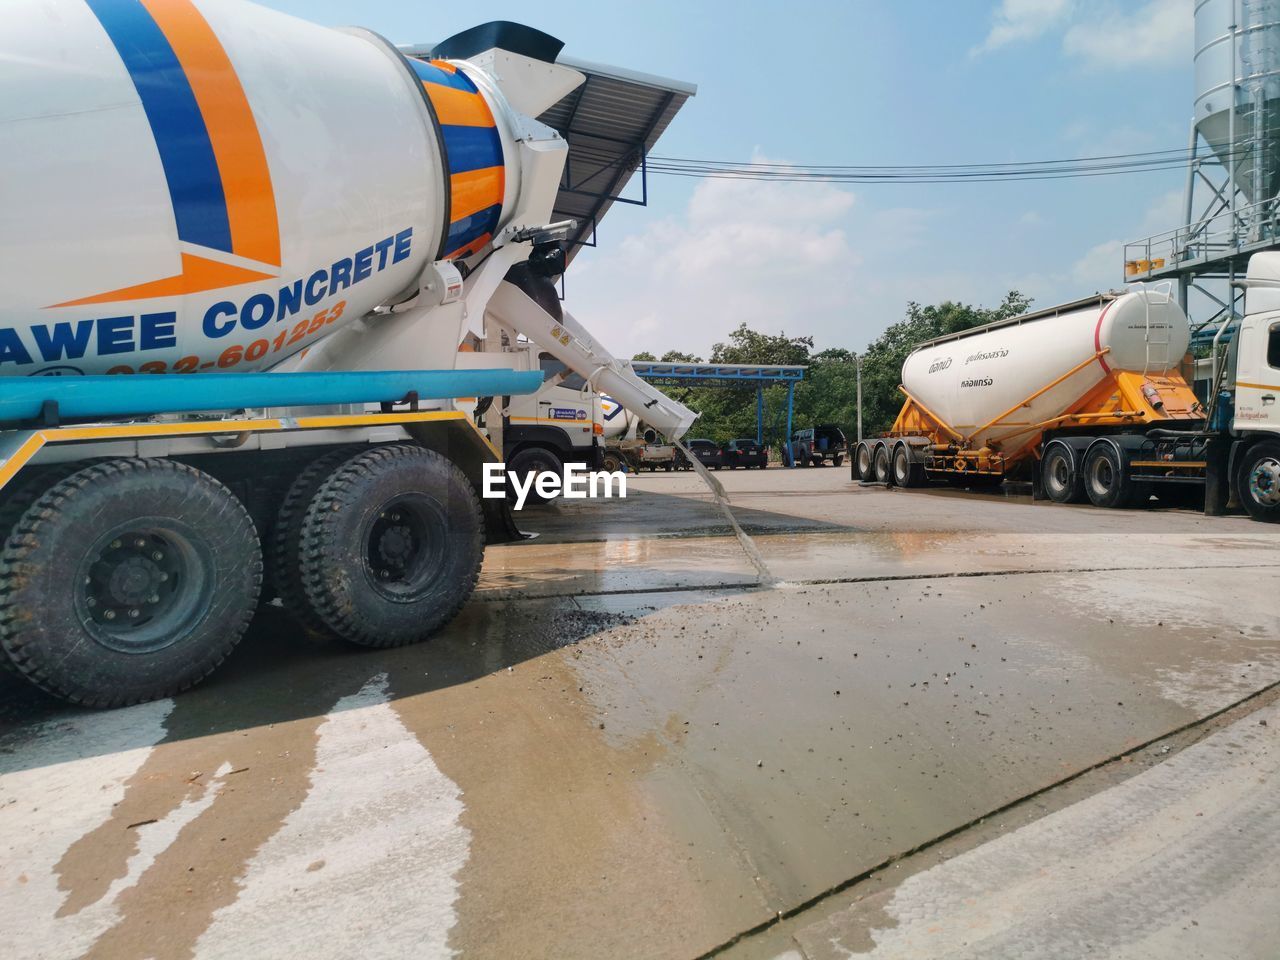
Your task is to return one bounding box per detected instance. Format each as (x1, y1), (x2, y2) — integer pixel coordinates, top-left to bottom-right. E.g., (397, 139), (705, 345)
(1234, 253), (1280, 437)
(1219, 252), (1280, 520)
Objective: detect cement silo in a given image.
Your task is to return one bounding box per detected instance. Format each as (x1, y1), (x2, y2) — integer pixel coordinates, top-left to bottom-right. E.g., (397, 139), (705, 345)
(1125, 0), (1280, 341)
(1194, 0), (1280, 207)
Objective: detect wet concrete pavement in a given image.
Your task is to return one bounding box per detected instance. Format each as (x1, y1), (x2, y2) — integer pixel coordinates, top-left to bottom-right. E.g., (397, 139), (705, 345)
(2, 468), (1278, 958)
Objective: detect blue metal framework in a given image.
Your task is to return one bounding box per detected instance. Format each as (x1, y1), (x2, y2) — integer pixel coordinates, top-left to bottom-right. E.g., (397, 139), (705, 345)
(628, 362), (807, 464)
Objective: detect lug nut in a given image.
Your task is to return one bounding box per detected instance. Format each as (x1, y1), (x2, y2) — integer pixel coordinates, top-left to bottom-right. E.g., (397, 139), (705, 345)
(110, 539), (122, 549)
(103, 609), (116, 620)
(152, 551), (164, 561)
(128, 609), (140, 619)
(149, 595), (160, 604)
(158, 573), (169, 582)
(86, 598), (96, 608)
(135, 539), (146, 549)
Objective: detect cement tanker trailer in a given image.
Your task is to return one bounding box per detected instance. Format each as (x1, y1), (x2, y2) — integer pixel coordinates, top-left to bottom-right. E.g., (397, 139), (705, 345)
(855, 264), (1280, 524)
(854, 287), (1214, 507)
(0, 0), (695, 706)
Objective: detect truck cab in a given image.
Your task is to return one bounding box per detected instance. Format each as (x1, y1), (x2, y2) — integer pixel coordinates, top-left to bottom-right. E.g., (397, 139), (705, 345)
(504, 351), (604, 470)
(1224, 252), (1280, 520)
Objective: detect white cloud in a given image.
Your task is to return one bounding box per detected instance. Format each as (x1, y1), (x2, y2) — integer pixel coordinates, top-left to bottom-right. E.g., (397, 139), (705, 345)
(569, 168), (860, 357)
(972, 0), (1074, 56)
(1063, 0), (1193, 70)
(973, 0), (1192, 69)
(1070, 238), (1126, 290)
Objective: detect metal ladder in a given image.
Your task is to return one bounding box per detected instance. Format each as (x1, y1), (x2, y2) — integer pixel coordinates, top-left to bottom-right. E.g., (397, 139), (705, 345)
(1141, 281), (1175, 376)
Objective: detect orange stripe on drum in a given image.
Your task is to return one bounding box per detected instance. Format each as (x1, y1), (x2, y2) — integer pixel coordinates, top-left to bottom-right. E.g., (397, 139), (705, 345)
(445, 233), (493, 260)
(422, 83), (495, 128)
(139, 0), (281, 268)
(450, 166), (505, 222)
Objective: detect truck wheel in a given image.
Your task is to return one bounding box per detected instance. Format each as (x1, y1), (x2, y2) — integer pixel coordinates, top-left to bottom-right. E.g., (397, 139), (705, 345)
(298, 444), (483, 648)
(855, 442), (874, 482)
(506, 447), (561, 505)
(602, 452), (624, 474)
(892, 444), (924, 488)
(1042, 443), (1085, 504)
(1083, 443), (1142, 509)
(269, 446), (357, 639)
(0, 460), (261, 707)
(0, 464), (90, 675)
(1236, 439), (1280, 522)
(873, 443), (892, 484)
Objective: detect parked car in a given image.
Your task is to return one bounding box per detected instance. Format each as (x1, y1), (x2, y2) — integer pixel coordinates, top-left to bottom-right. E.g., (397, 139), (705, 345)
(791, 425), (846, 467)
(722, 438), (768, 469)
(686, 438), (723, 469)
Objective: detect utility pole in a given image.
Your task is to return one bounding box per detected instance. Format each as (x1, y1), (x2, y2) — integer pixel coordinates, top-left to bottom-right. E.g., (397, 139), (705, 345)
(855, 353), (864, 442)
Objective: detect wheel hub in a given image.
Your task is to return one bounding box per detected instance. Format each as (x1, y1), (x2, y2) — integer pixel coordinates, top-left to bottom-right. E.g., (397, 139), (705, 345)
(365, 498), (444, 596)
(374, 516), (418, 573)
(1249, 457), (1280, 506)
(81, 533), (182, 637)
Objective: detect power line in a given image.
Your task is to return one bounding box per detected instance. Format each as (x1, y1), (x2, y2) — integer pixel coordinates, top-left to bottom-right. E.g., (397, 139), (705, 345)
(562, 142), (1253, 185)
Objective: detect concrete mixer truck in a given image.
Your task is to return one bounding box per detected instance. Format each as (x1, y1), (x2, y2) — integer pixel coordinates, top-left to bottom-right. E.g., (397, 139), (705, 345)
(853, 256), (1280, 524)
(0, 0), (696, 706)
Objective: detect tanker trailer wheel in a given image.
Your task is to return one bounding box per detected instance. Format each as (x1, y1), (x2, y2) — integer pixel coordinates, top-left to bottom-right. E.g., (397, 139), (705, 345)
(1082, 442), (1144, 509)
(297, 444), (483, 648)
(1236, 439), (1280, 523)
(1041, 442), (1085, 504)
(854, 442), (874, 482)
(602, 451), (625, 474)
(269, 445), (359, 639)
(872, 443), (893, 485)
(0, 460), (262, 707)
(892, 444), (925, 488)
(506, 446), (562, 505)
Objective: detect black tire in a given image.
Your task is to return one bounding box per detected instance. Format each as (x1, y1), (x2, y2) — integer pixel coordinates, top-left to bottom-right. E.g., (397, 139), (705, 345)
(1235, 439), (1280, 522)
(855, 442), (874, 482)
(1083, 443), (1143, 509)
(0, 463), (89, 675)
(873, 443), (892, 484)
(506, 446), (562, 505)
(269, 446), (357, 639)
(892, 444), (925, 488)
(833, 455), (844, 468)
(601, 452), (624, 474)
(0, 459), (261, 707)
(1042, 443), (1086, 504)
(298, 444), (483, 648)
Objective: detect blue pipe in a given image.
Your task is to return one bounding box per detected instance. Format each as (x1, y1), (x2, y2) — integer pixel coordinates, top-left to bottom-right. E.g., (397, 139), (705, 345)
(0, 369), (543, 422)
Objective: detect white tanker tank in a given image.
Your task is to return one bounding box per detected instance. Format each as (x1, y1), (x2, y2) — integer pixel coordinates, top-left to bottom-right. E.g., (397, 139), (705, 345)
(900, 289), (1193, 450)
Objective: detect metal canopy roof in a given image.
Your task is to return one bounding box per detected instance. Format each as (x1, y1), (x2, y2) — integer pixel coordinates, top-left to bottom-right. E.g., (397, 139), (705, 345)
(628, 362), (807, 384)
(400, 43), (695, 262)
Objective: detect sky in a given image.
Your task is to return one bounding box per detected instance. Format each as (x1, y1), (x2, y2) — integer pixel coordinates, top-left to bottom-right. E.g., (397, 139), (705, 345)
(255, 0), (1196, 358)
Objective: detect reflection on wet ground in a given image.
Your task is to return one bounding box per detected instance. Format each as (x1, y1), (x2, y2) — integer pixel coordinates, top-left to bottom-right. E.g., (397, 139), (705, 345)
(1, 470), (1278, 959)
